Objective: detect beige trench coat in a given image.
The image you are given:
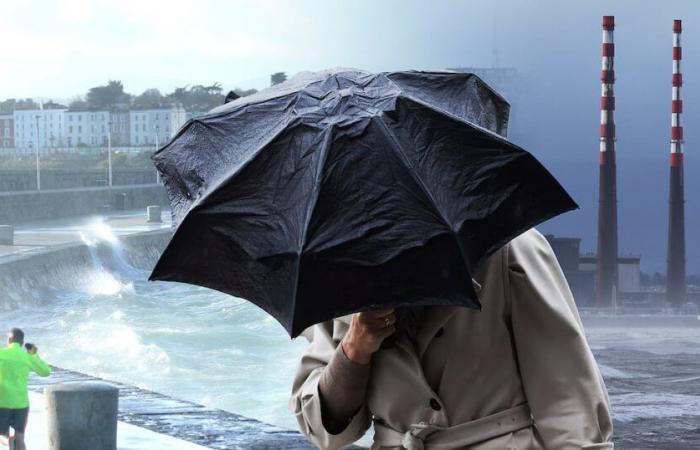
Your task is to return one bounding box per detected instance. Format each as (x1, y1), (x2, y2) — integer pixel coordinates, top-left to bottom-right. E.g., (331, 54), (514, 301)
(289, 227), (614, 449)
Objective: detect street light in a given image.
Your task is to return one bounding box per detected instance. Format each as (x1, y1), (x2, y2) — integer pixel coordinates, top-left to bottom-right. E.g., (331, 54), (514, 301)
(154, 125), (160, 184)
(34, 114), (41, 191)
(107, 121), (113, 187)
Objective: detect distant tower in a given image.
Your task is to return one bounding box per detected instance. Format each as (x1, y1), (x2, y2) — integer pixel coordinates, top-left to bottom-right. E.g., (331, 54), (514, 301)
(596, 15), (618, 307)
(666, 19), (687, 305)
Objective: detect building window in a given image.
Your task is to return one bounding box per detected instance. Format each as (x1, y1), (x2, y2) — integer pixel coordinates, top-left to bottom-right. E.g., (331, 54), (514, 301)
(69, 126), (73, 133)
(135, 136), (139, 144)
(78, 126), (82, 132)
(142, 124), (146, 131)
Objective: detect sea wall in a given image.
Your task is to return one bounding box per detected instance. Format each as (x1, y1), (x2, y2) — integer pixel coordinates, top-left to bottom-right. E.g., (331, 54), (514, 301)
(0, 168), (157, 191)
(0, 229), (171, 308)
(0, 184), (169, 224)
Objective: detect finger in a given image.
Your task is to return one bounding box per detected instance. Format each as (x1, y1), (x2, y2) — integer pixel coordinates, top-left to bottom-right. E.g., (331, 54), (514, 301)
(377, 324), (396, 339)
(372, 313), (396, 329)
(366, 307), (395, 318)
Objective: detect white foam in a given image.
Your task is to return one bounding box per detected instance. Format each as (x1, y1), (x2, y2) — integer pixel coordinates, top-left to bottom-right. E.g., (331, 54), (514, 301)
(612, 392), (700, 422)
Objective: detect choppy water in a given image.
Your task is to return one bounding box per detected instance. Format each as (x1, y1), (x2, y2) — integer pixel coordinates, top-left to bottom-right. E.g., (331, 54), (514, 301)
(2, 220), (700, 448)
(1, 222), (307, 430)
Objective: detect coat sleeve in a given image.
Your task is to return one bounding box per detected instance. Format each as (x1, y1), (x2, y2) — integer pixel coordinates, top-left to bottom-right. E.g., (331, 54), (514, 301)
(28, 354), (51, 377)
(289, 319), (371, 449)
(506, 228), (614, 450)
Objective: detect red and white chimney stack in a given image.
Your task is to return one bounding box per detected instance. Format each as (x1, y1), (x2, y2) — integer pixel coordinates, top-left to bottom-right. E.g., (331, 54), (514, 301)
(666, 19), (687, 305)
(596, 15), (619, 306)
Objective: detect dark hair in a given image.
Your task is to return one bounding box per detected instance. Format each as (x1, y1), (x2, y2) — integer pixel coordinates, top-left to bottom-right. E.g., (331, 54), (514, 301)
(8, 328), (24, 345)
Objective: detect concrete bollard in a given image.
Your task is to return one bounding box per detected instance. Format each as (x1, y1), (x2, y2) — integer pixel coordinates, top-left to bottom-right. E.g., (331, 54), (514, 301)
(147, 205), (162, 223)
(112, 193), (127, 211)
(44, 382), (119, 450)
(0, 225), (13, 245)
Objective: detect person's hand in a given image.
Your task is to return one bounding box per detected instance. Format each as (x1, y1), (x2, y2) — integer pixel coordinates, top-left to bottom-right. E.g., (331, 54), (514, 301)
(341, 308), (396, 365)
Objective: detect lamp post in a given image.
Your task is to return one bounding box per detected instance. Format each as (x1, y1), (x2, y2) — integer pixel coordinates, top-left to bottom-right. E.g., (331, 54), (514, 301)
(107, 121), (113, 187)
(154, 125), (160, 184)
(34, 114), (41, 191)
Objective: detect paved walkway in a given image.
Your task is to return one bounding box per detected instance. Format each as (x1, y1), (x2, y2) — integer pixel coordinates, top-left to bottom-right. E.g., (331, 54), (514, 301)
(24, 391), (209, 450)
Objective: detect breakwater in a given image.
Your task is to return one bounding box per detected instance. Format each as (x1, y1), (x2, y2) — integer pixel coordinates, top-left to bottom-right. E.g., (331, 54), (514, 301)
(0, 184), (169, 224)
(0, 228), (171, 308)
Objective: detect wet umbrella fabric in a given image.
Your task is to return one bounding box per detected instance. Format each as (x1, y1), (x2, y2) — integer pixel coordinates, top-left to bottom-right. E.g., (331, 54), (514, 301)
(150, 69), (578, 338)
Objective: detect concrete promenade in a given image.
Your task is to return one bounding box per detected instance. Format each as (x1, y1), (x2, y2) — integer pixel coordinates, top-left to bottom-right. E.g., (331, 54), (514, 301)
(25, 391), (210, 450)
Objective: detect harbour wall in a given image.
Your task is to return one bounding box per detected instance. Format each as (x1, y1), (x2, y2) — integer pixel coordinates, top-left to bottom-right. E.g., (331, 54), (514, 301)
(0, 229), (171, 308)
(0, 184), (169, 224)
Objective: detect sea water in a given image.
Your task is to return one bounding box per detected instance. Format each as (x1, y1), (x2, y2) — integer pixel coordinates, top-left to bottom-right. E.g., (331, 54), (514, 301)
(1, 220), (308, 431)
(2, 219), (700, 447)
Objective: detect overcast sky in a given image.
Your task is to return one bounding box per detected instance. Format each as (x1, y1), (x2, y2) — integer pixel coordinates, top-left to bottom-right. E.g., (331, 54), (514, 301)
(1, 0), (697, 97)
(2, 0), (699, 268)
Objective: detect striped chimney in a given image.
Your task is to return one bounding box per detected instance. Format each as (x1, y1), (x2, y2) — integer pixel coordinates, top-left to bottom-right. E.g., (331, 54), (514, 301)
(666, 19), (687, 305)
(596, 15), (619, 306)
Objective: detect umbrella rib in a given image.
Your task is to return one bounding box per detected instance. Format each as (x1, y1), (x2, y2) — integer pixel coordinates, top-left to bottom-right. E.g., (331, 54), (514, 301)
(186, 118), (297, 218)
(373, 117), (453, 233)
(398, 94), (515, 148)
(290, 127), (335, 332)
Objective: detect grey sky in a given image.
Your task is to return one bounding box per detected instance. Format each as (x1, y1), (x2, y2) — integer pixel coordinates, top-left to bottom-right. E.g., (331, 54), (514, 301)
(3, 0), (698, 270)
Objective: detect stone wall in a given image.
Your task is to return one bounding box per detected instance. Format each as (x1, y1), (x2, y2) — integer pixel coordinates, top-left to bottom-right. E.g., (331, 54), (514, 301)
(0, 168), (157, 191)
(0, 184), (169, 224)
(0, 229), (172, 308)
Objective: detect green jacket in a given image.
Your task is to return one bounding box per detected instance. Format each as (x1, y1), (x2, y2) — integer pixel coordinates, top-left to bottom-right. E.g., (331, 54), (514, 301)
(0, 343), (51, 409)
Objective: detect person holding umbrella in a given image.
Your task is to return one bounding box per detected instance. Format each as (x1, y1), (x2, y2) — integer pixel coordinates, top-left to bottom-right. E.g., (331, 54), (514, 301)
(149, 69), (613, 449)
(290, 227), (613, 449)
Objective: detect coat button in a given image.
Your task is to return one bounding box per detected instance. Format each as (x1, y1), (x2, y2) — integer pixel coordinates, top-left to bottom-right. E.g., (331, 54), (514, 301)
(429, 398), (442, 411)
(434, 327), (444, 338)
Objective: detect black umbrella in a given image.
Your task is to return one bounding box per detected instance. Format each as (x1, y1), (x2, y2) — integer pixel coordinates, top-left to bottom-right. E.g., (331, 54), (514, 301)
(150, 69), (577, 338)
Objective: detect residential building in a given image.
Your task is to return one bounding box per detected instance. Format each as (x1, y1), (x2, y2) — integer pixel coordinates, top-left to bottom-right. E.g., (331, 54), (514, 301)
(109, 111), (131, 146)
(130, 106), (186, 147)
(13, 108), (67, 153)
(65, 110), (109, 147)
(0, 114), (13, 148)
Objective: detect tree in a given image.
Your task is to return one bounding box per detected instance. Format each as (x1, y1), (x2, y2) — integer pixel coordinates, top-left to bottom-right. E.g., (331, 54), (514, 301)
(165, 84), (235, 112)
(270, 72), (287, 86)
(68, 96), (89, 111)
(132, 88), (165, 109)
(86, 80), (131, 110)
(43, 100), (67, 109)
(0, 98), (39, 112)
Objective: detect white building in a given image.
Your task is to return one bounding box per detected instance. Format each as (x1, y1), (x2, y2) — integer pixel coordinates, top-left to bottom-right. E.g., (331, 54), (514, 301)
(64, 110), (110, 147)
(13, 108), (67, 154)
(109, 111), (131, 146)
(130, 107), (186, 147)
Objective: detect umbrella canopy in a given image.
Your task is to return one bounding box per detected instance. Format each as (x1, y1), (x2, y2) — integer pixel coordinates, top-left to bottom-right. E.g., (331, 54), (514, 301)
(150, 69), (578, 338)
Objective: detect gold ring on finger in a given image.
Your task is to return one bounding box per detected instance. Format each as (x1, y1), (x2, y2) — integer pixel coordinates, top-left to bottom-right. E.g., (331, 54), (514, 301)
(384, 317), (390, 328)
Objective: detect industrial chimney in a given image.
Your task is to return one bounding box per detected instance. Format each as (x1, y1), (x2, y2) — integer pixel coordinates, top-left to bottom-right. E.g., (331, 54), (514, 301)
(596, 15), (619, 306)
(666, 19), (687, 305)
